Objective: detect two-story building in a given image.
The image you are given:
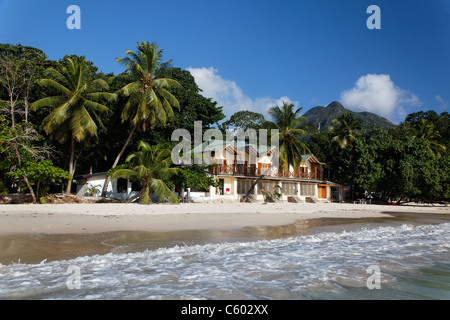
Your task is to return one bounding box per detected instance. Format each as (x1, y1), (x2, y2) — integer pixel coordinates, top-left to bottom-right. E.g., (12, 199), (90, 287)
(191, 140), (344, 203)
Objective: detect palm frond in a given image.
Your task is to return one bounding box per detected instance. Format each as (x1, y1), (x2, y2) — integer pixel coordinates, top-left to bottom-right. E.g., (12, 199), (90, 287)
(117, 81), (141, 96)
(152, 78), (181, 89)
(84, 92), (117, 103)
(149, 178), (178, 204)
(156, 87), (180, 109)
(111, 168), (139, 181)
(37, 79), (71, 96)
(89, 79), (110, 92)
(83, 99), (110, 114)
(30, 96), (67, 111)
(138, 185), (153, 204)
(44, 68), (70, 87)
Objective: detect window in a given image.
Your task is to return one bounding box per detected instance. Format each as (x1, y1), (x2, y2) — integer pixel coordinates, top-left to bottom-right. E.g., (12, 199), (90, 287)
(257, 180), (280, 195)
(237, 178), (255, 194)
(282, 182), (297, 195)
(300, 183), (316, 196)
(117, 178), (128, 193)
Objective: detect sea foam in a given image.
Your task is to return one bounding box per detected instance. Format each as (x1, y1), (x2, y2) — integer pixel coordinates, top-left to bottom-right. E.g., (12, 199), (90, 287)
(0, 223), (449, 299)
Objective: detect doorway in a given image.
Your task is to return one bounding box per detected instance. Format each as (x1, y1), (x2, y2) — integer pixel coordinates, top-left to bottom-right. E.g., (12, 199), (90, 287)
(318, 185), (327, 199)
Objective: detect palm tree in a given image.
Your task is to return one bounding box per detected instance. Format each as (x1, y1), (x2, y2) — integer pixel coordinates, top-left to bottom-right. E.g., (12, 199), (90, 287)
(412, 119), (446, 158)
(263, 102), (312, 172)
(31, 56), (116, 194)
(330, 111), (362, 149)
(101, 41), (181, 196)
(111, 141), (178, 204)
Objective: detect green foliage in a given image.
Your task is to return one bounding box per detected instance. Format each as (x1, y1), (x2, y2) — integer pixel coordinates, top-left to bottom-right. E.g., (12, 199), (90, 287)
(221, 110), (265, 132)
(330, 111), (363, 149)
(261, 185), (282, 203)
(107, 163), (130, 177)
(7, 160), (71, 199)
(0, 115), (12, 170)
(111, 141), (178, 204)
(31, 56), (115, 144)
(87, 184), (102, 197)
(263, 102), (312, 171)
(173, 165), (219, 191)
(315, 122), (449, 202)
(0, 181), (8, 196)
(404, 110), (449, 154)
(7, 160), (72, 183)
(116, 41), (181, 131)
(2, 42), (447, 204)
(30, 55), (116, 194)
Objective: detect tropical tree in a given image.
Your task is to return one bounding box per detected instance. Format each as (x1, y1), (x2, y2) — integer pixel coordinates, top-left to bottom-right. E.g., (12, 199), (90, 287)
(31, 56), (116, 194)
(7, 160), (72, 201)
(263, 102), (312, 172)
(0, 44), (48, 127)
(411, 118), (446, 158)
(330, 111), (363, 149)
(101, 41), (181, 196)
(110, 141), (178, 204)
(221, 110), (265, 132)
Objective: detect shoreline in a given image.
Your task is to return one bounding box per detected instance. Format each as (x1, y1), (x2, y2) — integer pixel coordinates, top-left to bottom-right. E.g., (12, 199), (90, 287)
(0, 202), (448, 265)
(0, 202), (448, 236)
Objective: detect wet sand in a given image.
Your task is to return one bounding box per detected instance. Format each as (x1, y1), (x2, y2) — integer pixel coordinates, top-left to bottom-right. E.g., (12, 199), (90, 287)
(0, 207), (448, 265)
(1, 202), (448, 236)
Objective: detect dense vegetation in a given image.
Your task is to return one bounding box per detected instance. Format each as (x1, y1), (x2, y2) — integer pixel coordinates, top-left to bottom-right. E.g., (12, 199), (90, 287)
(1, 43), (448, 204)
(0, 43), (224, 203)
(309, 110), (449, 203)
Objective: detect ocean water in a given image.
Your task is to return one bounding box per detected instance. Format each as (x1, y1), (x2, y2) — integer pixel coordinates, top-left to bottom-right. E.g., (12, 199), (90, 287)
(0, 222), (449, 300)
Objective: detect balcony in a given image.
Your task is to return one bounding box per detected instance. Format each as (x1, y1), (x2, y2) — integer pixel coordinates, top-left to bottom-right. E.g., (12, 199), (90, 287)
(210, 164), (323, 181)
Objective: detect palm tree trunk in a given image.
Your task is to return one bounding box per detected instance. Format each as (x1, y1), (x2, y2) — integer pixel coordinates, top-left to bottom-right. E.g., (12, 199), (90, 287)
(126, 188), (144, 203)
(242, 166), (272, 202)
(22, 174), (37, 204)
(101, 123), (137, 197)
(66, 137), (75, 195)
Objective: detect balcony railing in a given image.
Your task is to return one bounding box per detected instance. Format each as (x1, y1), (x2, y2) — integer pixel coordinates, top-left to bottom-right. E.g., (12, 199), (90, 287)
(210, 165), (323, 181)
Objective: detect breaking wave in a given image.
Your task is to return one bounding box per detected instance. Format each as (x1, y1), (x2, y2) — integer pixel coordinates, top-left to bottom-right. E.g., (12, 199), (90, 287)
(1, 223), (449, 299)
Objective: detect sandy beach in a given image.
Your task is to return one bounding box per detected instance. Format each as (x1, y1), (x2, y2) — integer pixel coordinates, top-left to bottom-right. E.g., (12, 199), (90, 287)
(0, 202), (448, 236)
(0, 201), (449, 276)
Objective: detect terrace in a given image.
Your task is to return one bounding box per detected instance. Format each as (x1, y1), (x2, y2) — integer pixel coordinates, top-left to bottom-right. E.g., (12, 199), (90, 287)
(209, 162), (324, 181)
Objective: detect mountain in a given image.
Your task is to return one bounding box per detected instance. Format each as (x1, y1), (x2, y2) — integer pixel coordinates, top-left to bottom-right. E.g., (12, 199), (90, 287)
(303, 101), (396, 132)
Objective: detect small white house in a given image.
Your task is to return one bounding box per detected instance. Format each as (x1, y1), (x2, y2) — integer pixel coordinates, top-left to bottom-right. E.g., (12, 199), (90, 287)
(74, 172), (215, 202)
(74, 172), (139, 200)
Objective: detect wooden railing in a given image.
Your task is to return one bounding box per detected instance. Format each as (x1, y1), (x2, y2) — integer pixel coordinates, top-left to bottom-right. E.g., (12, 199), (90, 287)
(210, 165), (323, 180)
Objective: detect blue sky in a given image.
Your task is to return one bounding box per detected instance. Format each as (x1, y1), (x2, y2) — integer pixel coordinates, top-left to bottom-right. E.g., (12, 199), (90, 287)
(0, 0), (448, 123)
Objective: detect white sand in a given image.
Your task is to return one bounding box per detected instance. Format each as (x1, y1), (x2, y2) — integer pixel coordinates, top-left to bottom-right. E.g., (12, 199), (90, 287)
(0, 202), (448, 235)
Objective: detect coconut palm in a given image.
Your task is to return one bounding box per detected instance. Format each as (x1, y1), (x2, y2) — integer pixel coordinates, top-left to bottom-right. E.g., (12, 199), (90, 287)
(111, 141), (178, 204)
(31, 56), (116, 194)
(263, 101), (312, 172)
(412, 119), (446, 158)
(101, 41), (180, 196)
(330, 111), (362, 149)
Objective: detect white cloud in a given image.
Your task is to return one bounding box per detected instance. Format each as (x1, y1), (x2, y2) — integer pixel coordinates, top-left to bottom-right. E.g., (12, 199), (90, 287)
(340, 74), (420, 121)
(435, 95), (448, 110)
(187, 67), (299, 119)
